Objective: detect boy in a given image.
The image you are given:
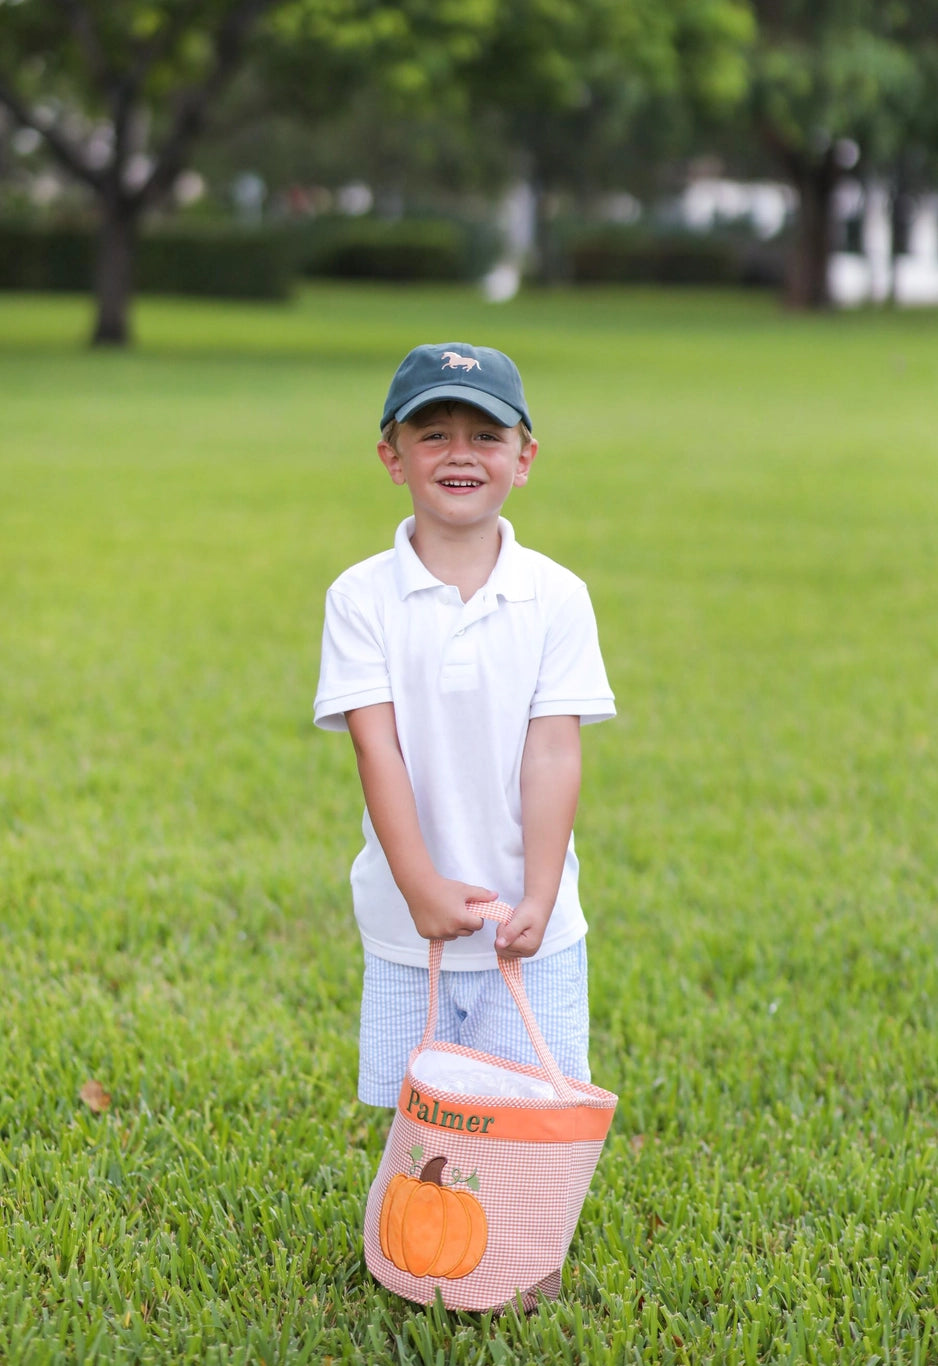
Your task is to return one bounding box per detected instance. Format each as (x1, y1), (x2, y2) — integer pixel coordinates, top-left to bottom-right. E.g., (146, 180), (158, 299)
(314, 342), (615, 1106)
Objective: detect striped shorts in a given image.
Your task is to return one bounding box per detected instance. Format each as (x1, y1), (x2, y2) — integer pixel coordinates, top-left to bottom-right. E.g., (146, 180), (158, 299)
(357, 938), (590, 1108)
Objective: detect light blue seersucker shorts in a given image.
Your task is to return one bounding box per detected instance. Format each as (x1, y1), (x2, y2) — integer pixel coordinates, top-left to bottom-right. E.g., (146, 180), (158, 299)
(358, 937), (590, 1107)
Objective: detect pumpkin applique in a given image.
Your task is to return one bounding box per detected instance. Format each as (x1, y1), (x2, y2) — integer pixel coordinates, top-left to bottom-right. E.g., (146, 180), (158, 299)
(379, 1152), (488, 1279)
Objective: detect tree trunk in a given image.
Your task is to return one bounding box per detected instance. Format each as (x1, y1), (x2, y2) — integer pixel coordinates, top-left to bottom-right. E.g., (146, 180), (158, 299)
(92, 199), (138, 347)
(888, 155), (911, 308)
(786, 156), (837, 310)
(523, 141), (568, 287)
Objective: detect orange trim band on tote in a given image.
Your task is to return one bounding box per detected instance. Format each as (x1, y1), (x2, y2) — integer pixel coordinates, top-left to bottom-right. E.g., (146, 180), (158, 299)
(398, 1082), (615, 1144)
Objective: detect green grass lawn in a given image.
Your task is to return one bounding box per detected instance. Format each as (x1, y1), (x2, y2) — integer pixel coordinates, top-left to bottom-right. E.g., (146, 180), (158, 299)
(2, 284), (937, 1365)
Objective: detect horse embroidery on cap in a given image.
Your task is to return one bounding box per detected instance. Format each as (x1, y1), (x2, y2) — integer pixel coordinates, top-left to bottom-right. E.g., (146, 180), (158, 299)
(441, 352), (481, 372)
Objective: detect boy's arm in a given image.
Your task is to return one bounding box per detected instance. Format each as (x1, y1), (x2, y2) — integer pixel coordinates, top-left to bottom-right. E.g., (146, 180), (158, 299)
(345, 702), (496, 941)
(495, 714), (582, 960)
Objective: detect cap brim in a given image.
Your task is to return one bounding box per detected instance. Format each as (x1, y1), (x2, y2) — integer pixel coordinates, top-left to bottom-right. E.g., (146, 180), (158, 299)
(390, 385), (525, 429)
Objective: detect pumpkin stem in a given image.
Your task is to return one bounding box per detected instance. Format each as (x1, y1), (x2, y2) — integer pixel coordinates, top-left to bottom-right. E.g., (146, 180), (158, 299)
(419, 1155), (447, 1185)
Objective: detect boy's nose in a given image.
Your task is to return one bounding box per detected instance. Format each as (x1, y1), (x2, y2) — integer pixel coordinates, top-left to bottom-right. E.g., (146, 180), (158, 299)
(448, 439), (477, 462)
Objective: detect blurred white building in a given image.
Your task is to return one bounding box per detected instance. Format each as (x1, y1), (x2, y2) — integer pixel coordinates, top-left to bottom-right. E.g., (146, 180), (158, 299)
(829, 180), (938, 306)
(677, 174), (938, 306)
(678, 177), (795, 240)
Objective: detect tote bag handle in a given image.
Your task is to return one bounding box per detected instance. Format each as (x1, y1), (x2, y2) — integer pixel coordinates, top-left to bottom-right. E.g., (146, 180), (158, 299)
(420, 899), (580, 1106)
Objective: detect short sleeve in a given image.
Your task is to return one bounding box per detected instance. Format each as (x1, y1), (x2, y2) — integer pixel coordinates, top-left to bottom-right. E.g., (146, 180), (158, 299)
(314, 589), (392, 732)
(530, 582), (616, 724)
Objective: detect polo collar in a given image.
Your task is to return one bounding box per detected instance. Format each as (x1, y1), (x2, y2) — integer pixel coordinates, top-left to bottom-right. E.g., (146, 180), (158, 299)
(392, 517), (535, 602)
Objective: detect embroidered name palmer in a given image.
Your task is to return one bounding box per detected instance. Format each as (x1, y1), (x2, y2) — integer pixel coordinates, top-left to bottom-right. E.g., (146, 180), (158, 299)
(406, 1088), (496, 1134)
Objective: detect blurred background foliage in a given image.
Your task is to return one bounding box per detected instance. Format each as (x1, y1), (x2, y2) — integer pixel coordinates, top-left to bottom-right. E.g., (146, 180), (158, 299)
(1, 0), (938, 341)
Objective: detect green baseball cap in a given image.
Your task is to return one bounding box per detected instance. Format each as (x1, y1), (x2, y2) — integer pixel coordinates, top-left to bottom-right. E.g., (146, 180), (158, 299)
(381, 343), (532, 431)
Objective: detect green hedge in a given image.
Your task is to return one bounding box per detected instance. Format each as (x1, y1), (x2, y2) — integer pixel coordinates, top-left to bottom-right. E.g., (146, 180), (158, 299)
(0, 223), (292, 298)
(0, 216), (499, 293)
(137, 228), (291, 298)
(567, 226), (740, 285)
(0, 216), (785, 295)
(0, 225), (94, 291)
(288, 216), (498, 282)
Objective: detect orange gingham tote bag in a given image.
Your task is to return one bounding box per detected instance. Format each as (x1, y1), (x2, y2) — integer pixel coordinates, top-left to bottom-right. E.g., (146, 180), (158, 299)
(363, 901), (618, 1312)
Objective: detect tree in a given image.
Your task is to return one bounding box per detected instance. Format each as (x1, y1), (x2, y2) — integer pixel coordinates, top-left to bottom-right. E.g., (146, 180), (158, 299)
(745, 0), (937, 308)
(0, 0), (497, 345)
(849, 5), (938, 304)
(0, 0), (297, 343)
(243, 0), (499, 208)
(450, 0), (755, 281)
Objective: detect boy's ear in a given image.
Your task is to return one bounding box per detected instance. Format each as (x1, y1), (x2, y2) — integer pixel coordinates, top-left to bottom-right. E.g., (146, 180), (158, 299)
(377, 440), (407, 485)
(512, 437), (538, 488)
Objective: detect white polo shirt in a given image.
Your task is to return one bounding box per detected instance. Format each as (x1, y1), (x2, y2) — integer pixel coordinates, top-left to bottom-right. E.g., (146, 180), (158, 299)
(314, 516), (615, 969)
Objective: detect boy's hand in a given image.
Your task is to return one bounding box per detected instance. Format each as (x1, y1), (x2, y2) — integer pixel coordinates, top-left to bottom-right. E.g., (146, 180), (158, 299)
(406, 878), (497, 942)
(494, 897), (552, 959)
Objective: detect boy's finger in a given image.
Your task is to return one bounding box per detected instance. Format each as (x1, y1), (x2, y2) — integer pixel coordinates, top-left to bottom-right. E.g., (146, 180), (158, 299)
(494, 918), (521, 950)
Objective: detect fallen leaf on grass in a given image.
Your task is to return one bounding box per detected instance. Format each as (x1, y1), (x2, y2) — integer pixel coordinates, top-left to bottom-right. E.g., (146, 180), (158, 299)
(79, 1080), (111, 1113)
(647, 1210), (666, 1242)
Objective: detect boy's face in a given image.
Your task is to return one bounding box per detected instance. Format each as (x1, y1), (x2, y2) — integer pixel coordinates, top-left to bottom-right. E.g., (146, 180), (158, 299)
(377, 402), (537, 535)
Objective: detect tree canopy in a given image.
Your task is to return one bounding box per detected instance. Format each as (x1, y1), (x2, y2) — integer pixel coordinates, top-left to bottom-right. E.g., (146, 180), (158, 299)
(0, 0), (500, 340)
(744, 0), (938, 304)
(4, 0), (938, 328)
(0, 0), (296, 339)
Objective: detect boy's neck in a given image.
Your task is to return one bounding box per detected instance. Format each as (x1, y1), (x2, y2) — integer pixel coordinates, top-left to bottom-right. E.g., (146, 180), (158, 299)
(409, 516), (502, 602)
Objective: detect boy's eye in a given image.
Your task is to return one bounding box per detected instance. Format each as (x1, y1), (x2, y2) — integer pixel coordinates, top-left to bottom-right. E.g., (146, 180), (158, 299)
(415, 427), (503, 443)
